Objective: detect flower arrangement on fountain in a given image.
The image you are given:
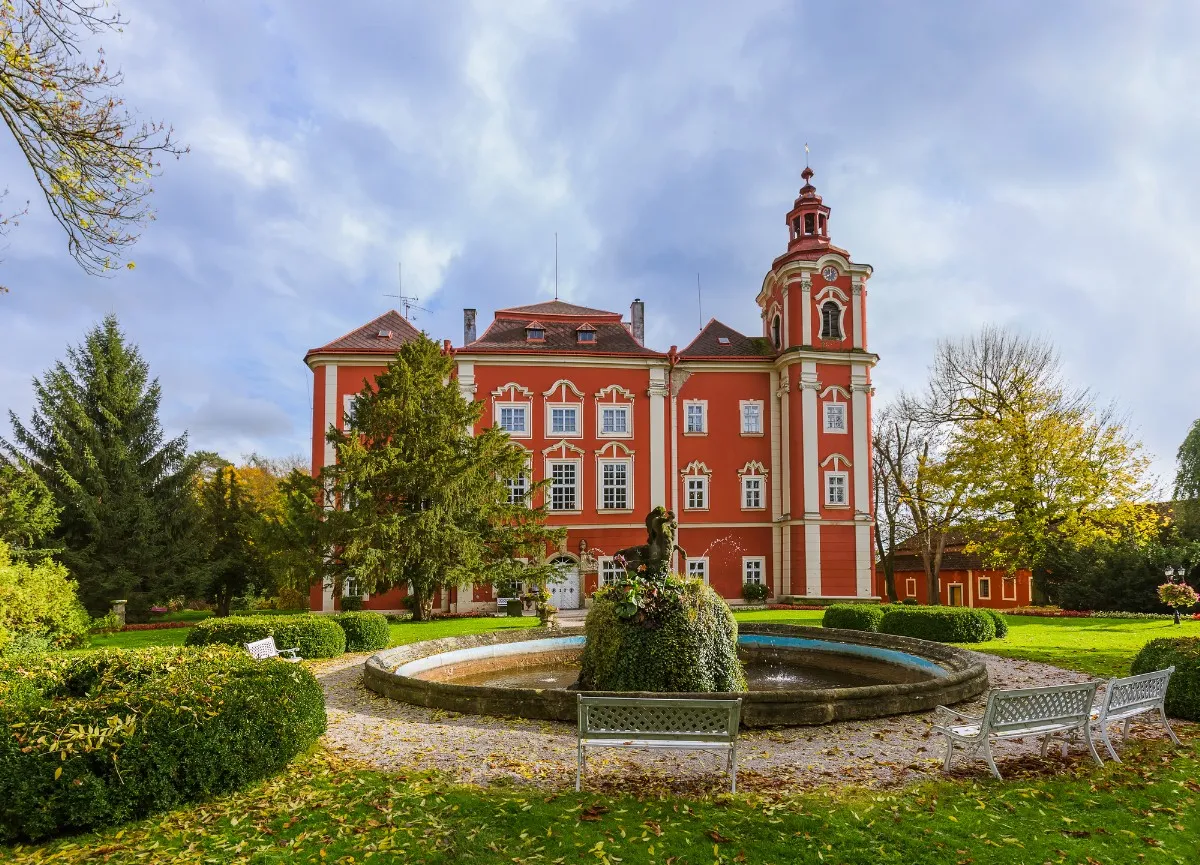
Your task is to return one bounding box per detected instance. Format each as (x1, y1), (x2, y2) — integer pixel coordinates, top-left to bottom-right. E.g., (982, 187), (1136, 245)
(576, 507), (746, 692)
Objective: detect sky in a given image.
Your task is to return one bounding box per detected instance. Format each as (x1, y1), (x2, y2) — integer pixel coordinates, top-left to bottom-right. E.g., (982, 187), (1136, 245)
(1, 0), (1197, 489)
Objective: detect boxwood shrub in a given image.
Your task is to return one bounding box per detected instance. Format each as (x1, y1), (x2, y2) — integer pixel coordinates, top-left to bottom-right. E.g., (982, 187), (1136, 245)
(879, 605), (996, 643)
(0, 646), (326, 841)
(334, 611), (389, 652)
(822, 603), (885, 632)
(982, 608), (1009, 638)
(184, 614), (346, 658)
(1131, 637), (1200, 721)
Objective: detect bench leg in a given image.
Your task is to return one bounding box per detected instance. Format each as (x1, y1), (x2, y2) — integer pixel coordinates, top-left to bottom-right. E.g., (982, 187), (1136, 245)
(980, 739), (1002, 780)
(941, 736), (955, 772)
(1081, 722), (1104, 767)
(1097, 722), (1120, 763)
(1159, 708), (1182, 747)
(729, 743), (738, 794)
(1040, 734), (1052, 758)
(576, 743), (584, 793)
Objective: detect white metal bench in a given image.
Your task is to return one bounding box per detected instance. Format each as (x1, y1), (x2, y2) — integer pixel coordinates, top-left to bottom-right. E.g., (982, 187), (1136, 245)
(576, 695), (742, 793)
(244, 636), (302, 663)
(933, 681), (1102, 779)
(1092, 667), (1180, 762)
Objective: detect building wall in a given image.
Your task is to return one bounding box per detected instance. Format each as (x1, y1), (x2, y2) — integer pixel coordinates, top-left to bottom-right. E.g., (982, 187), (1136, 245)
(886, 568), (1034, 609)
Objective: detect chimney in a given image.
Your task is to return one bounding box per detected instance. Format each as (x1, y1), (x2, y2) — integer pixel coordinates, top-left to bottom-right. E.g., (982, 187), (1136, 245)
(630, 298), (645, 346)
(463, 308), (477, 345)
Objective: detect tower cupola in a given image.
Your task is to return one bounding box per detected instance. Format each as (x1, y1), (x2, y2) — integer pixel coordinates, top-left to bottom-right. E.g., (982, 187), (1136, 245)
(784, 166), (833, 255)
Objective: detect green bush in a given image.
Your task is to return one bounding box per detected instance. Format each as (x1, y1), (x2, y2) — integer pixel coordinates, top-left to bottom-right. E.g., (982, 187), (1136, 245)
(334, 611), (389, 652)
(822, 603), (884, 632)
(0, 646), (326, 841)
(339, 595), (364, 612)
(741, 581), (769, 603)
(577, 579), (746, 692)
(1131, 637), (1200, 721)
(879, 605), (996, 643)
(0, 542), (91, 655)
(184, 614), (346, 658)
(982, 608), (1009, 638)
(900, 597), (920, 605)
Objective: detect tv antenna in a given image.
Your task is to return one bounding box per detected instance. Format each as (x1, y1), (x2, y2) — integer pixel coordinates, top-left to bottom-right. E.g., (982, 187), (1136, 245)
(384, 261), (429, 321)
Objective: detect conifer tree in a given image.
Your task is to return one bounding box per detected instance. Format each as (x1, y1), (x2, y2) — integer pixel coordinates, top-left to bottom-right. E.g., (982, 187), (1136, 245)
(324, 335), (563, 620)
(198, 464), (265, 616)
(0, 463), (59, 558)
(2, 315), (202, 612)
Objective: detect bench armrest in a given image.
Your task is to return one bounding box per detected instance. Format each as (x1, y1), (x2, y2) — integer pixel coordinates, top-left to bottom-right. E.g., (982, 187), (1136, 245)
(932, 705), (980, 729)
(279, 647), (302, 659)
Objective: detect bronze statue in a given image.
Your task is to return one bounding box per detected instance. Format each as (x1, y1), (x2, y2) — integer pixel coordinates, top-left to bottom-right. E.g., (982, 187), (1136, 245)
(614, 506), (687, 577)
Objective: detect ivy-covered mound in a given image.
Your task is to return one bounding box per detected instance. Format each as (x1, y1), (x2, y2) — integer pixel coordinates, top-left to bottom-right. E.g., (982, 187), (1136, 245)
(577, 575), (746, 693)
(0, 647), (326, 841)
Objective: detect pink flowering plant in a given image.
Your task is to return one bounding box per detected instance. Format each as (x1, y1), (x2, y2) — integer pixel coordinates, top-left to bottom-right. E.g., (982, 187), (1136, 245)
(1158, 581), (1199, 611)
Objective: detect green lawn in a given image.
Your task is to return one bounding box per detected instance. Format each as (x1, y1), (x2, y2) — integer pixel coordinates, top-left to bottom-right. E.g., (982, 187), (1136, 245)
(7, 742), (1197, 864)
(386, 615), (535, 647)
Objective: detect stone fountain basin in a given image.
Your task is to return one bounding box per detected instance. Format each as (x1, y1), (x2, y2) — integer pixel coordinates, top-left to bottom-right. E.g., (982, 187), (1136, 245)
(363, 623), (989, 727)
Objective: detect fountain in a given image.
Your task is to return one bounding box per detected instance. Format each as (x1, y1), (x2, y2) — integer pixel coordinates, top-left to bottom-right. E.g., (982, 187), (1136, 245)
(363, 508), (989, 726)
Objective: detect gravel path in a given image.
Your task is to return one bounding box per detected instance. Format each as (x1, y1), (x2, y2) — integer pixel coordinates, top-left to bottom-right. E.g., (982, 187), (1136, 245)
(312, 653), (1176, 794)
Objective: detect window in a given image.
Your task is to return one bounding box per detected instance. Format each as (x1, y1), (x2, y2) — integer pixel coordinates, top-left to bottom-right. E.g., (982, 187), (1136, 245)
(820, 301), (843, 339)
(825, 471), (849, 507)
(684, 401), (706, 434)
(498, 405), (527, 434)
(772, 315), (782, 348)
(978, 577), (991, 600)
(686, 558), (709, 582)
(823, 402), (847, 433)
(743, 557), (765, 585)
(600, 406), (629, 435)
(548, 461), (578, 511)
(1003, 576), (1017, 601)
(742, 475), (764, 510)
(906, 577), (917, 598)
(599, 461), (630, 510)
(685, 476), (708, 510)
(804, 213), (815, 235)
(504, 470), (528, 505)
(344, 578), (363, 598)
(741, 401), (763, 435)
(550, 406), (578, 435)
(343, 394), (358, 427)
(577, 329), (596, 343)
(525, 326), (545, 341)
(599, 558), (625, 587)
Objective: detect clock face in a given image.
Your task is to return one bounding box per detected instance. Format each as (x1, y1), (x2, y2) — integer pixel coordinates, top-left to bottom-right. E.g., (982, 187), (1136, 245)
(822, 265), (838, 282)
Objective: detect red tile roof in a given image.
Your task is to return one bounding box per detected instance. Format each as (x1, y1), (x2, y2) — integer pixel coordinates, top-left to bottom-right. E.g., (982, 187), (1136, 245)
(465, 318), (661, 356)
(305, 310), (422, 359)
(678, 319), (775, 359)
(495, 300), (621, 321)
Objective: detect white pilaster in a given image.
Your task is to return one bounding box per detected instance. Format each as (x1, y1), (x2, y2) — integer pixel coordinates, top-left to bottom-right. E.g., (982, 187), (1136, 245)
(323, 363), (338, 469)
(805, 523), (821, 597)
(649, 367), (668, 508)
(800, 278), (812, 346)
(852, 280), (864, 349)
(851, 368), (870, 514)
(855, 523), (872, 598)
(769, 370), (783, 597)
(800, 361), (821, 596)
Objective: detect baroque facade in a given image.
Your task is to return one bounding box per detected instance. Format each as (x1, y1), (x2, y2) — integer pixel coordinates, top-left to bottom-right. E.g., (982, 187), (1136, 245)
(305, 169), (878, 612)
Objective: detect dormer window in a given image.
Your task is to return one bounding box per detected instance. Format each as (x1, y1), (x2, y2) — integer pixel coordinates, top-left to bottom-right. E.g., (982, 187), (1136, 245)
(820, 301), (843, 339)
(576, 323), (597, 344)
(525, 322), (546, 342)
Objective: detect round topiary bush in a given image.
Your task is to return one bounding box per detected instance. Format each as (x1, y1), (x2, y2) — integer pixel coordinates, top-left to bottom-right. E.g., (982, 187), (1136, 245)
(822, 603), (884, 632)
(334, 611), (389, 652)
(1131, 637), (1200, 721)
(577, 579), (746, 692)
(982, 608), (1009, 638)
(184, 614), (346, 658)
(0, 646), (326, 841)
(879, 605), (996, 643)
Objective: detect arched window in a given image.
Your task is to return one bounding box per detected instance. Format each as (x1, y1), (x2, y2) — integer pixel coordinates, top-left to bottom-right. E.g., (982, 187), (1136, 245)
(771, 314), (782, 349)
(820, 301), (842, 339)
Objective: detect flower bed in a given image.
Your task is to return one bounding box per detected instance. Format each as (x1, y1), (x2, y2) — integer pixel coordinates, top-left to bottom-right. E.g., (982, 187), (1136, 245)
(121, 621), (193, 631)
(1007, 607), (1177, 620)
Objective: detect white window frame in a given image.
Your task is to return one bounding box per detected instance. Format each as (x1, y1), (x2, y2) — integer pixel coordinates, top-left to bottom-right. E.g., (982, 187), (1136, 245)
(741, 474), (765, 510)
(905, 577), (917, 598)
(495, 402), (531, 438)
(978, 576), (991, 600)
(739, 399), (764, 436)
(598, 404), (632, 438)
(684, 475), (709, 510)
(823, 401), (848, 434)
(824, 471), (849, 507)
(598, 557), (625, 587)
(742, 557), (765, 585)
(343, 577), (365, 598)
(504, 457), (531, 506)
(1002, 576), (1017, 601)
(597, 458), (633, 512)
(686, 557), (709, 584)
(546, 459), (581, 513)
(343, 393), (359, 428)
(546, 403), (581, 438)
(683, 400), (707, 435)
(819, 299), (846, 340)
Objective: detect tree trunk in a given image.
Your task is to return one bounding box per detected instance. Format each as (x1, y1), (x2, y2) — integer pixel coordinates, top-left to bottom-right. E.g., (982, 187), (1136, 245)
(410, 586), (436, 621)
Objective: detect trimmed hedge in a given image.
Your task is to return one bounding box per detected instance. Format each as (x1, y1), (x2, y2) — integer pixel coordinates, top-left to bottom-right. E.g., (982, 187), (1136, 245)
(822, 604), (885, 632)
(741, 582), (769, 603)
(184, 614), (346, 658)
(879, 605), (996, 643)
(0, 647), (326, 841)
(982, 608), (1009, 638)
(334, 611), (389, 652)
(1131, 637), (1200, 721)
(578, 579), (746, 692)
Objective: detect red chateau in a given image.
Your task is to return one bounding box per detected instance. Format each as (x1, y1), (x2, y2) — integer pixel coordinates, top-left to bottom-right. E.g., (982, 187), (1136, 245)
(305, 169), (879, 613)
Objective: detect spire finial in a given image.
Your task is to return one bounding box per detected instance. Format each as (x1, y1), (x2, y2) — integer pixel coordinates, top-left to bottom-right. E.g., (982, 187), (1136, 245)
(804, 142), (809, 168)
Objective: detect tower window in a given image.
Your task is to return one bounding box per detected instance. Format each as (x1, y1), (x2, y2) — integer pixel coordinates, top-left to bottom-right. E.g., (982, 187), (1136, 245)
(772, 314), (782, 348)
(818, 214), (827, 235)
(804, 213), (815, 235)
(820, 301), (843, 339)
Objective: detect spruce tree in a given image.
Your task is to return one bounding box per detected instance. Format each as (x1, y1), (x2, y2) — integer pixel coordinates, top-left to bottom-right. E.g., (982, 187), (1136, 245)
(2, 315), (202, 612)
(198, 464), (266, 616)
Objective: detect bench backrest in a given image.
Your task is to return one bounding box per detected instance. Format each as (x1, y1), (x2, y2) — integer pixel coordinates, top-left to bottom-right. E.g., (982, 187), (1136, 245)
(245, 637), (279, 660)
(578, 696), (741, 743)
(983, 681), (1099, 735)
(1102, 666), (1174, 716)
